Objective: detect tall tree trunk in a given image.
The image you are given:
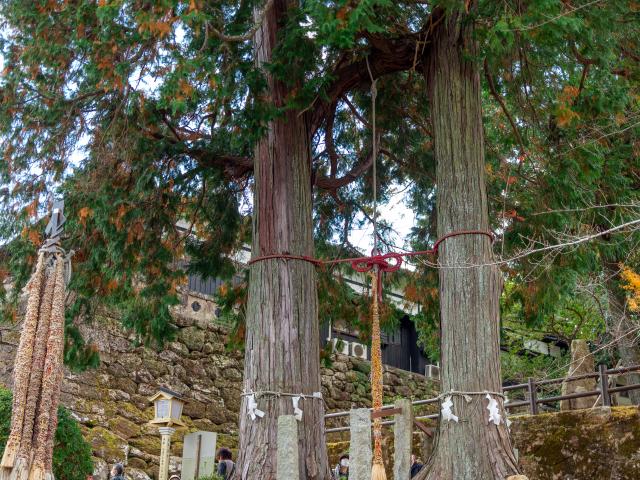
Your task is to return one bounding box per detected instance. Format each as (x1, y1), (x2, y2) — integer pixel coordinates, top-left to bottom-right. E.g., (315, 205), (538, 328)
(603, 260), (640, 405)
(234, 1), (330, 479)
(418, 8), (520, 479)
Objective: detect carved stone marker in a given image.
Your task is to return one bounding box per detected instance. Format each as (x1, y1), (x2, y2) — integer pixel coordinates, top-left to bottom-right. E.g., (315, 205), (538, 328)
(349, 408), (372, 480)
(181, 431), (217, 480)
(277, 415), (299, 480)
(393, 399), (413, 480)
(560, 339), (597, 410)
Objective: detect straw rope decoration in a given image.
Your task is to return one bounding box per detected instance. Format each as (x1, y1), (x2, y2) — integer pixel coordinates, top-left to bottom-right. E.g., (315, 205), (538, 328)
(369, 271), (386, 480)
(0, 202), (70, 480)
(29, 257), (66, 480)
(11, 261), (58, 480)
(43, 352), (64, 479)
(0, 254), (46, 479)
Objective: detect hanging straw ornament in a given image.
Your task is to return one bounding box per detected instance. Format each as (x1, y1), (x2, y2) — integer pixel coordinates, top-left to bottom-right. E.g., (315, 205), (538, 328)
(43, 338), (65, 480)
(10, 260), (58, 480)
(369, 271), (387, 480)
(0, 201), (70, 480)
(0, 254), (46, 480)
(364, 57), (387, 480)
(29, 257), (66, 480)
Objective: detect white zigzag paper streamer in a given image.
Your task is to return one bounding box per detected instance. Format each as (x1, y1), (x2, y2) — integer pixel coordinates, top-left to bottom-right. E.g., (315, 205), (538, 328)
(292, 396), (303, 421)
(486, 393), (502, 425)
(441, 396), (459, 422)
(247, 394), (265, 421)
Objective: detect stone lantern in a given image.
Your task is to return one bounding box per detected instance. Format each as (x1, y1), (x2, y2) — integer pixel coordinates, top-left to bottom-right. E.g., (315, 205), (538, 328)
(149, 388), (186, 480)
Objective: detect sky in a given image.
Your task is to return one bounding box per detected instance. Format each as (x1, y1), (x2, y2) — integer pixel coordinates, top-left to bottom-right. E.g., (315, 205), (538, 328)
(348, 188), (416, 253)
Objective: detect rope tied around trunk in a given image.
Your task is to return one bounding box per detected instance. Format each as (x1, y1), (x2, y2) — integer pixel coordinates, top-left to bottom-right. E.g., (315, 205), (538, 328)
(240, 390), (323, 400)
(247, 230), (495, 302)
(437, 390), (506, 400)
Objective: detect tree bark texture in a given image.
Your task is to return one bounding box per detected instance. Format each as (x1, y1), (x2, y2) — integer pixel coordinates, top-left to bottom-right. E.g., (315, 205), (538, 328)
(418, 9), (520, 480)
(234, 1), (330, 478)
(604, 261), (640, 405)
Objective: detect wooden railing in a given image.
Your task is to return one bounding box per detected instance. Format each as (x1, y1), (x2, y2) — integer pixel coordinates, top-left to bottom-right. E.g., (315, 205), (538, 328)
(502, 364), (640, 414)
(324, 364), (640, 433)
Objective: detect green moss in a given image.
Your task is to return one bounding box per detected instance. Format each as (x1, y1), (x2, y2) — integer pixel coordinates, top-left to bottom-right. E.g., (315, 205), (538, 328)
(116, 401), (150, 421)
(512, 407), (640, 479)
(129, 434), (161, 456)
(85, 426), (129, 459)
(351, 359), (370, 375)
(107, 417), (141, 439)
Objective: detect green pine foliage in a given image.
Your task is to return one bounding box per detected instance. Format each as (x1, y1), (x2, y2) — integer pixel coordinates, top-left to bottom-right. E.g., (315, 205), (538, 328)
(479, 0), (640, 363)
(0, 0), (638, 374)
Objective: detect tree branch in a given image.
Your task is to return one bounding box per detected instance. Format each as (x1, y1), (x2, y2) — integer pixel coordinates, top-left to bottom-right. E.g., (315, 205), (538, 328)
(325, 101), (339, 179)
(314, 148), (375, 190)
(189, 148), (254, 178)
(484, 58), (527, 157)
(309, 7), (445, 133)
(208, 0), (275, 43)
(341, 94), (371, 128)
(146, 8), (445, 192)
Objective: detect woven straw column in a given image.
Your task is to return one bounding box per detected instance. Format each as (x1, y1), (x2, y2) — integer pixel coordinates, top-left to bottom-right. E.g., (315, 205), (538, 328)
(370, 272), (386, 480)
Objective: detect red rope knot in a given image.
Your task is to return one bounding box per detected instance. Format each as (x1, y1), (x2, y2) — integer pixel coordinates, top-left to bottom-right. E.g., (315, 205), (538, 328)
(350, 251), (403, 274)
(351, 251), (403, 303)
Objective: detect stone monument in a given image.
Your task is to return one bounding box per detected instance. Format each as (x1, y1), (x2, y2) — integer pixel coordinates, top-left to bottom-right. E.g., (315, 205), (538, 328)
(181, 431), (217, 480)
(560, 339), (597, 410)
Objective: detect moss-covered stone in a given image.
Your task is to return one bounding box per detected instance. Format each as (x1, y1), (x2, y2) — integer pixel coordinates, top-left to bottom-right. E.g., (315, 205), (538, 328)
(84, 426), (128, 463)
(127, 458), (148, 470)
(352, 358), (371, 375)
(129, 434), (162, 456)
(511, 406), (640, 479)
(107, 416), (141, 439)
(178, 326), (206, 351)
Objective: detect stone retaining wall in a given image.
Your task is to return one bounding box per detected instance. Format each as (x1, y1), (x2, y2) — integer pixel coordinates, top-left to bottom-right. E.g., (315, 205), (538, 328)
(512, 406), (640, 479)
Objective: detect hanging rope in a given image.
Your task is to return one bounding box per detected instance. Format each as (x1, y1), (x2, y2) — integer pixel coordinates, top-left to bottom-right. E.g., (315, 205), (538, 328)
(365, 56), (388, 480)
(365, 56), (379, 253)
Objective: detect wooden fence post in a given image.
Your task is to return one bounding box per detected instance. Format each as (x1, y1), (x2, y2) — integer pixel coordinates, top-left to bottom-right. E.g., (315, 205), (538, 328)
(527, 377), (538, 415)
(393, 399), (413, 480)
(599, 364), (611, 407)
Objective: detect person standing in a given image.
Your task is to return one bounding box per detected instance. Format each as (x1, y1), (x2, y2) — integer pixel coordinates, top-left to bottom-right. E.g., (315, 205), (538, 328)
(333, 454), (349, 479)
(216, 448), (235, 480)
(410, 454), (423, 478)
(110, 463), (125, 480)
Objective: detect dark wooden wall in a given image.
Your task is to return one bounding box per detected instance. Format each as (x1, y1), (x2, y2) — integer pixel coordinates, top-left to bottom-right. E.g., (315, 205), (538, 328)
(320, 315), (431, 375)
